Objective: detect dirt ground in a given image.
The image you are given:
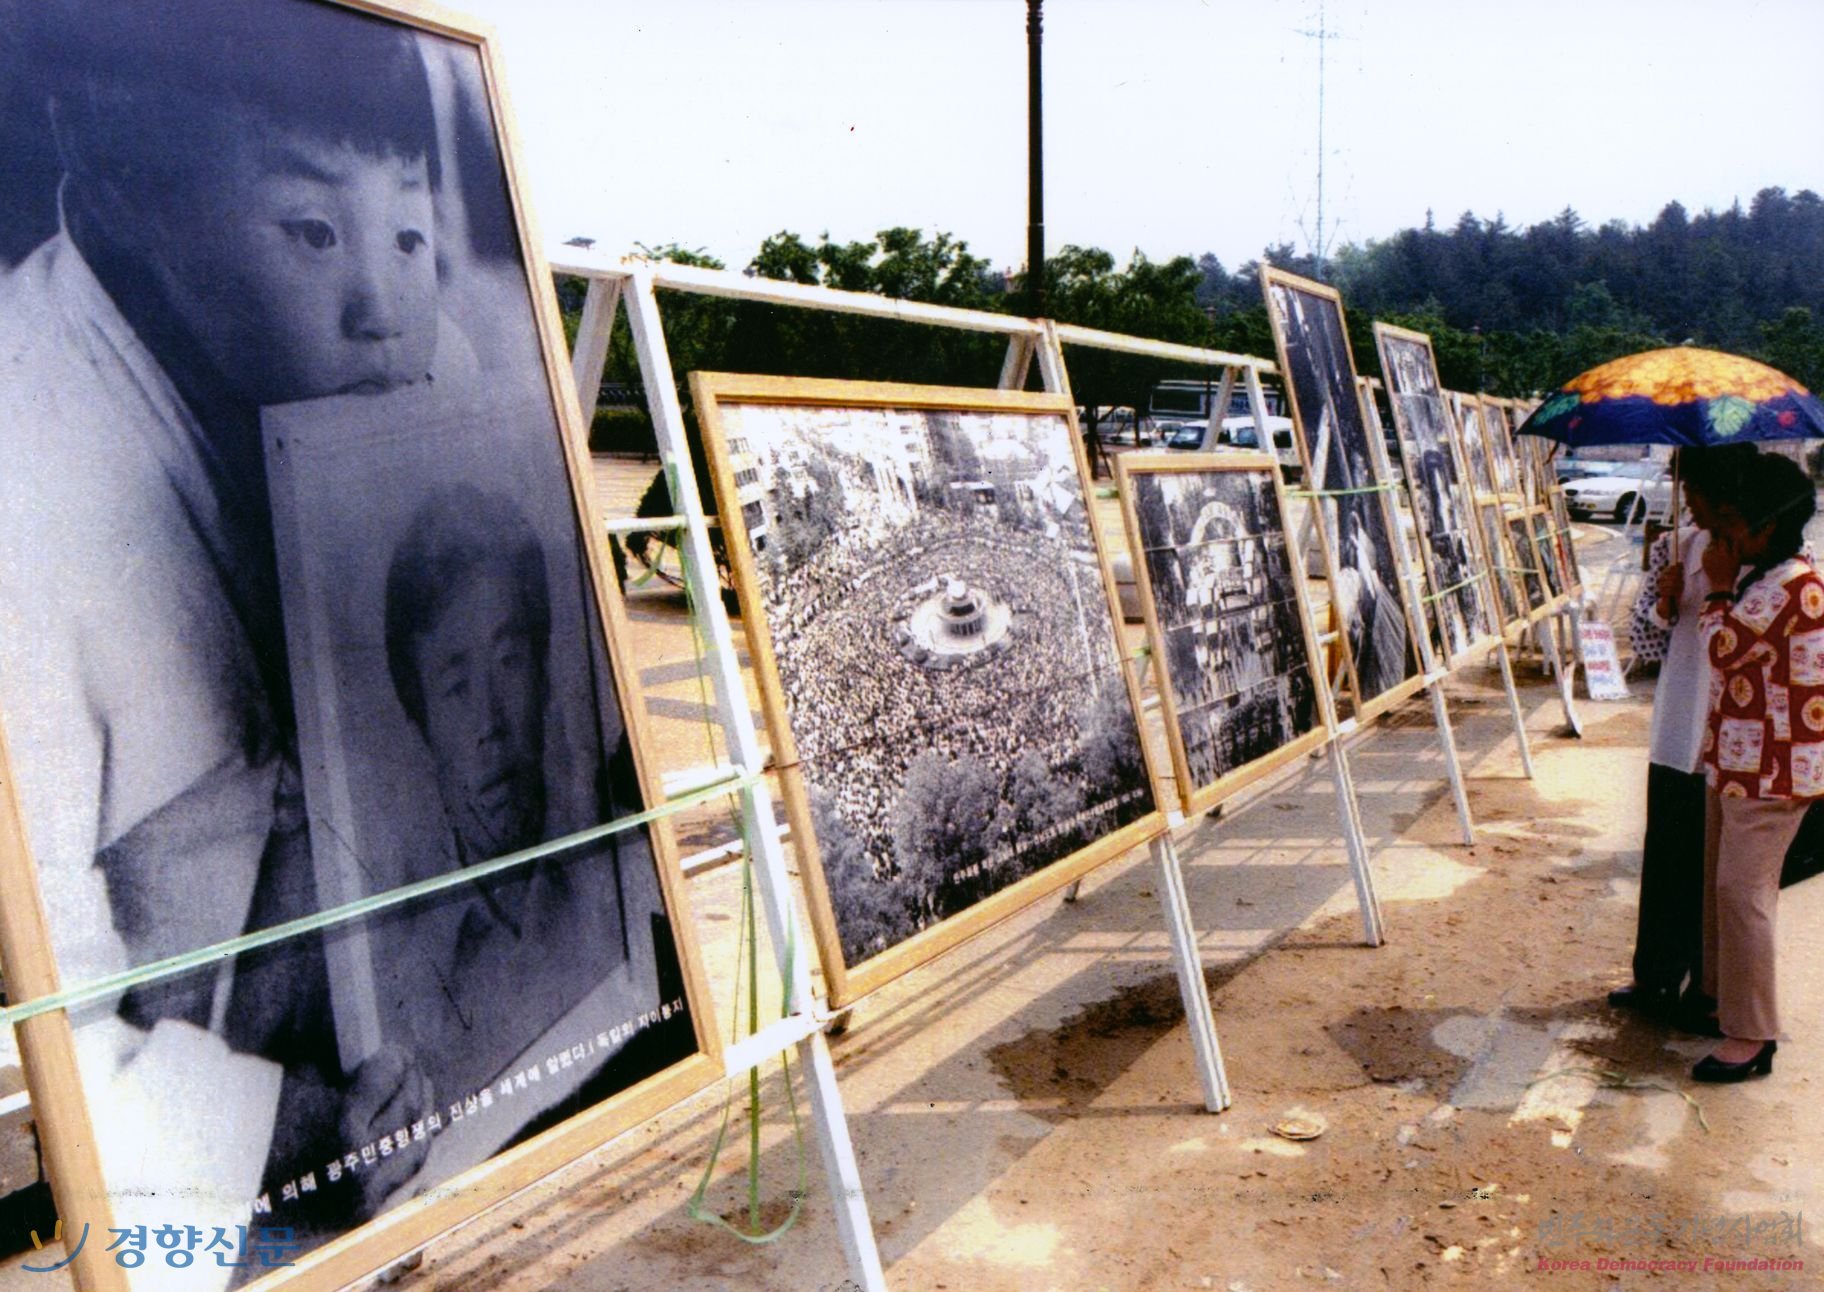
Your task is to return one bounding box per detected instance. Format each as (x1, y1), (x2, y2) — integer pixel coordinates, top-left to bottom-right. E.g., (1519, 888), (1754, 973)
(375, 668), (1819, 1292)
(5, 487), (1820, 1292)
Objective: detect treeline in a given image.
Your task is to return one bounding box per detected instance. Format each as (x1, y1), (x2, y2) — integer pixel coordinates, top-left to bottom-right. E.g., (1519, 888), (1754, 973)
(561, 184), (1824, 444)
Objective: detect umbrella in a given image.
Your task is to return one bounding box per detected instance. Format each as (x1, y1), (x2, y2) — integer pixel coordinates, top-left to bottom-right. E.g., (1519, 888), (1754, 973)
(1515, 346), (1824, 623)
(1516, 346), (1824, 448)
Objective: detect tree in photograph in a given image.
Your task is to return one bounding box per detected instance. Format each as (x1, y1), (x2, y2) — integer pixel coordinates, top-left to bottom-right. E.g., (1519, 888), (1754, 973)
(1000, 747), (1081, 841)
(925, 410), (985, 487)
(891, 752), (999, 913)
(1077, 681), (1147, 799)
(812, 789), (912, 958)
(770, 456), (847, 567)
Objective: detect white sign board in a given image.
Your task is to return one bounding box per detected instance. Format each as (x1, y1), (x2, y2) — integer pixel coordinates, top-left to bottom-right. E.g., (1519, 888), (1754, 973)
(1579, 619), (1630, 700)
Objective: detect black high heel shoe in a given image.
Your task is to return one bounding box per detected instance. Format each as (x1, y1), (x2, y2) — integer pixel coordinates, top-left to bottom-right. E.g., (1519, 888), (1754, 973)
(1691, 1040), (1777, 1083)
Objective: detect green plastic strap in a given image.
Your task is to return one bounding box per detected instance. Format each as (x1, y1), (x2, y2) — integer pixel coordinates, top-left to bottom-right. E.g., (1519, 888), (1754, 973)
(1421, 569), (1490, 605)
(0, 768), (760, 1031)
(672, 531), (809, 1245)
(1287, 480), (1401, 500)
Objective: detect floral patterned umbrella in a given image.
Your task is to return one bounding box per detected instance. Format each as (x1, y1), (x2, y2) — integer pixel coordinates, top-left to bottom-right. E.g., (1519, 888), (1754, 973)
(1516, 347), (1824, 447)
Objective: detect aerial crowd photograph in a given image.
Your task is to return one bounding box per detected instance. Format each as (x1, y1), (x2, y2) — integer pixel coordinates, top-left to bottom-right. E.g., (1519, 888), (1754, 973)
(0, 1), (1821, 1289)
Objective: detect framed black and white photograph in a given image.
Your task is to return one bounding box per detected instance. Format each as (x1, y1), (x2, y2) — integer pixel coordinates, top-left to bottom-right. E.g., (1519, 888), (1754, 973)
(1530, 505), (1568, 603)
(1260, 266), (1422, 718)
(1476, 502), (1525, 629)
(1507, 511), (1551, 614)
(1515, 428), (1551, 507)
(0, 4), (719, 1288)
(1453, 394), (1500, 498)
(1481, 398), (1523, 497)
(1373, 324), (1501, 666)
(1548, 489), (1584, 590)
(694, 375), (1165, 1006)
(1116, 453), (1329, 815)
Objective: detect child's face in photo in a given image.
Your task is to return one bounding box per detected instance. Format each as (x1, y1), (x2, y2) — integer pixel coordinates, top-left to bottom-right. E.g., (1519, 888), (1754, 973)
(149, 124), (439, 406)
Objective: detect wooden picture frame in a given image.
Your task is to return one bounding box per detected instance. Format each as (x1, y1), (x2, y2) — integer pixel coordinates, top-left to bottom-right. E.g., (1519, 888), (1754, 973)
(1114, 452), (1332, 816)
(1259, 267), (1425, 720)
(1503, 507), (1558, 624)
(0, 4), (721, 1288)
(1477, 501), (1531, 633)
(1546, 487), (1585, 592)
(1479, 397), (1526, 502)
(692, 373), (1166, 1008)
(1451, 392), (1501, 500)
(1372, 325), (1503, 669)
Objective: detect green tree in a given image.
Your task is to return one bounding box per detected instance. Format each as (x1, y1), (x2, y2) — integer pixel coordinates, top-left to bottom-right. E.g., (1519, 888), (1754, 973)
(1026, 246), (1215, 474)
(1077, 682), (1146, 799)
(812, 790), (912, 960)
(891, 752), (1000, 913)
(1758, 307), (1824, 392)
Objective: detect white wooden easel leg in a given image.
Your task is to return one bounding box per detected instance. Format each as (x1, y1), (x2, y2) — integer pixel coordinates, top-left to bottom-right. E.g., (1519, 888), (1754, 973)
(623, 269), (887, 1291)
(1534, 617), (1583, 737)
(1329, 736), (1385, 946)
(798, 1031), (889, 1291)
(998, 334), (1035, 391)
(1493, 638), (1537, 779)
(569, 275), (622, 415)
(1152, 832), (1231, 1111)
(1426, 675), (1476, 845)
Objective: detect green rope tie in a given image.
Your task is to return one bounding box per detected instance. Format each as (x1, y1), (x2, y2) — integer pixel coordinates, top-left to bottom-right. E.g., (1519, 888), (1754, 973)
(0, 769), (760, 1031)
(1287, 480), (1402, 500)
(1421, 569), (1491, 605)
(668, 526), (809, 1245)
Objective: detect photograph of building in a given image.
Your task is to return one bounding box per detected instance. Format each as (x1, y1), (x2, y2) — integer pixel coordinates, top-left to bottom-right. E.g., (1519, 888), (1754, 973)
(1130, 466), (1320, 794)
(1378, 328), (1497, 661)
(1265, 273), (1419, 707)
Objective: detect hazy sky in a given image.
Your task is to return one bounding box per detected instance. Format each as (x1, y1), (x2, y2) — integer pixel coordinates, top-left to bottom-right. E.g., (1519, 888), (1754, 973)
(461, 0), (1824, 275)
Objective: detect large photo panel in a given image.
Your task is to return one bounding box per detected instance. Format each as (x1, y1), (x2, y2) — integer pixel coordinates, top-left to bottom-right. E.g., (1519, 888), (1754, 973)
(1116, 454), (1328, 816)
(1260, 267), (1421, 717)
(1453, 393), (1500, 498)
(694, 376), (1165, 1006)
(1373, 324), (1500, 667)
(0, 3), (718, 1288)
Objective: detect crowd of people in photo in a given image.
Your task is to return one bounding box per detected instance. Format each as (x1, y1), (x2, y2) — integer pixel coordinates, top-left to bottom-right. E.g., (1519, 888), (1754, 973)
(759, 499), (1130, 881)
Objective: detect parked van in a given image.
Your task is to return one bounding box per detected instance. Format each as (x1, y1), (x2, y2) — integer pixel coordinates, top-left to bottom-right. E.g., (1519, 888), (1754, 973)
(1147, 380), (1303, 483)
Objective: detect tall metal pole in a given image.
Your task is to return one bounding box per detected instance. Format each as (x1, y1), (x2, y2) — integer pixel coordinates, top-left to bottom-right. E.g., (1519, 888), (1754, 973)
(1026, 0), (1045, 319)
(1314, 0), (1325, 280)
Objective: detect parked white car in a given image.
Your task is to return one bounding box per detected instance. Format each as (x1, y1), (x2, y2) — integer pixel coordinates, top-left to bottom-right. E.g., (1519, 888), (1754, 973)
(1560, 461), (1673, 522)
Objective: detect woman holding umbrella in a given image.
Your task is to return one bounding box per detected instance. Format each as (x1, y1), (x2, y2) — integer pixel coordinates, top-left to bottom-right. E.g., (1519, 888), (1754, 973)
(1613, 444), (1753, 1029)
(1518, 346), (1824, 1078)
(1691, 451), (1822, 1081)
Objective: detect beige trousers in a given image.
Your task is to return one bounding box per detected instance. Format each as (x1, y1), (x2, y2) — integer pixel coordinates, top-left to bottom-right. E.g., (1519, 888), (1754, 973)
(1701, 787), (1808, 1041)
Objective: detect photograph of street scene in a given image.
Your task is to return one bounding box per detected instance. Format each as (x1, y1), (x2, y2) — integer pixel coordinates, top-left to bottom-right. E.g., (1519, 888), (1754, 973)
(1378, 329), (1497, 661)
(716, 400), (1155, 967)
(1266, 274), (1419, 707)
(1130, 466), (1320, 796)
